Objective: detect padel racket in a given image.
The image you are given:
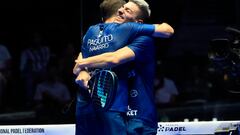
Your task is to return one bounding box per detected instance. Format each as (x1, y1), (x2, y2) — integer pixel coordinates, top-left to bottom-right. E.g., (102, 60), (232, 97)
(88, 69), (118, 111)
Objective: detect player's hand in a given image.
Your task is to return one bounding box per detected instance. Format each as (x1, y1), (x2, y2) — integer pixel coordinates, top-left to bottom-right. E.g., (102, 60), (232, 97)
(73, 64), (81, 75)
(154, 22), (174, 38)
(75, 70), (90, 90)
(73, 52), (83, 75)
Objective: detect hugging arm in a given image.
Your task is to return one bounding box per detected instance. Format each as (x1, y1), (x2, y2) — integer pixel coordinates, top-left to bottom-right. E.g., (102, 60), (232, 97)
(75, 47), (135, 69)
(75, 36), (152, 69)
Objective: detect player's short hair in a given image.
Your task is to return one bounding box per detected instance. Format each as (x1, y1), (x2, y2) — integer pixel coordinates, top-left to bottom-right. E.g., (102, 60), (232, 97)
(129, 0), (151, 21)
(100, 0), (126, 21)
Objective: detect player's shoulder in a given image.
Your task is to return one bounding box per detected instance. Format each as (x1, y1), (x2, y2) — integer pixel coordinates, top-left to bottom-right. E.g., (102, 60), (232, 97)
(88, 23), (101, 29)
(86, 23), (103, 34)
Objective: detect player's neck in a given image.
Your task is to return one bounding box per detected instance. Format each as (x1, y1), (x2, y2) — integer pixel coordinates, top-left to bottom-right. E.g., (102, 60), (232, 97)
(104, 16), (117, 23)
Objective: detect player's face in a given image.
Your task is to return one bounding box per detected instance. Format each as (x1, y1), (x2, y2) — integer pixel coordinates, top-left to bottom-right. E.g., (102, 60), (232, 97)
(114, 2), (141, 23)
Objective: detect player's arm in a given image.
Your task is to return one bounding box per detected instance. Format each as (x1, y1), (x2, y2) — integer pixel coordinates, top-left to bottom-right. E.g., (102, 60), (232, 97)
(73, 52), (83, 75)
(73, 52), (91, 89)
(75, 70), (91, 90)
(128, 22), (174, 38)
(75, 47), (135, 69)
(153, 22), (174, 38)
(75, 36), (151, 68)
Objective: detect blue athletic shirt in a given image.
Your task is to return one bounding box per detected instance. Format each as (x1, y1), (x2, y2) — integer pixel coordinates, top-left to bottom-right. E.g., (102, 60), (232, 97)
(81, 22), (155, 112)
(127, 36), (157, 128)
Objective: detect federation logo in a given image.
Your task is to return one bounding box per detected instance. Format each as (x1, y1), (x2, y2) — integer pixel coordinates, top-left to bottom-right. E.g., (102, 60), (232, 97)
(158, 124), (165, 132)
(130, 89), (138, 97)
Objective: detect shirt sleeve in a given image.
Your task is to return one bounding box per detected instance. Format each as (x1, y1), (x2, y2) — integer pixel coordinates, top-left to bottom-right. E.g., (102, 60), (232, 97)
(127, 35), (155, 63)
(124, 22), (155, 37)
